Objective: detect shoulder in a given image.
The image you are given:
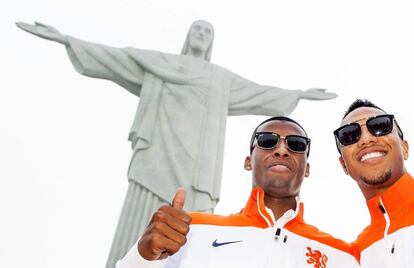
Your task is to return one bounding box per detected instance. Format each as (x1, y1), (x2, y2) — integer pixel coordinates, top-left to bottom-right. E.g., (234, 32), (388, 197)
(352, 224), (374, 253)
(189, 211), (258, 227)
(286, 221), (356, 255)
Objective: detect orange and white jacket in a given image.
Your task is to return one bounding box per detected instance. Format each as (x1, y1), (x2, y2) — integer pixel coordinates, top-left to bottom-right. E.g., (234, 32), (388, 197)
(117, 188), (359, 268)
(354, 172), (414, 268)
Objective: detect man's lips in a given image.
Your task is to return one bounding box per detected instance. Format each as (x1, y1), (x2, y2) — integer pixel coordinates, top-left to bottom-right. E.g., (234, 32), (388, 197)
(267, 161), (292, 172)
(269, 165), (291, 172)
(357, 147), (387, 163)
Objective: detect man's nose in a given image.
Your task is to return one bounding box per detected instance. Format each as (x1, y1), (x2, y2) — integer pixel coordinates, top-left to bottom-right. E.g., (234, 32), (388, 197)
(357, 125), (378, 146)
(273, 140), (290, 157)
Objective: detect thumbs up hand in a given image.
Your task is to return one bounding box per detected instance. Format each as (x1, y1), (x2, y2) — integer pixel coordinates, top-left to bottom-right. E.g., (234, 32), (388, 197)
(138, 188), (192, 260)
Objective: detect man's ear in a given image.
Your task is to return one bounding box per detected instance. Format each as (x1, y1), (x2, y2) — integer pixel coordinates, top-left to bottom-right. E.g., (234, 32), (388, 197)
(402, 140), (409, 160)
(339, 156), (348, 175)
(244, 156), (252, 171)
(305, 163), (310, 177)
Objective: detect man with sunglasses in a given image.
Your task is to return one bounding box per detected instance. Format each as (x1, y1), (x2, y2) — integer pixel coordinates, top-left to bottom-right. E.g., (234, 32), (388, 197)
(333, 99), (413, 267)
(117, 116), (359, 267)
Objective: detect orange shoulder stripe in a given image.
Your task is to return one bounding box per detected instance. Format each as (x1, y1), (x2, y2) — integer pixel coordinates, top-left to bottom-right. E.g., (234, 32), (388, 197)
(285, 221), (358, 259)
(189, 211), (269, 228)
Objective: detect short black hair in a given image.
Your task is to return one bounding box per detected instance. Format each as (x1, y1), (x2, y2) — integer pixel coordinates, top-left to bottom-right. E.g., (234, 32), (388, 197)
(249, 116), (310, 156)
(342, 99), (386, 119)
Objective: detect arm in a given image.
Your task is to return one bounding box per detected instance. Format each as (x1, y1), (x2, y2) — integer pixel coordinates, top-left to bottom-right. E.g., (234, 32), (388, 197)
(139, 188), (191, 260)
(16, 22), (145, 96)
(116, 241), (166, 268)
(228, 75), (337, 116)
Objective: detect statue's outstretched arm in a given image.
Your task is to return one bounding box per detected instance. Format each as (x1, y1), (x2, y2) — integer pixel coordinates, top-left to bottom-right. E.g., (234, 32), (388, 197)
(16, 21), (68, 45)
(228, 73), (338, 116)
(299, 88), (337, 100)
(16, 21), (146, 96)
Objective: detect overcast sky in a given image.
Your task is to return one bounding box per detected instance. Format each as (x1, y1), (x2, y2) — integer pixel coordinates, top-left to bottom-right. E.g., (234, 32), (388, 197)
(2, 1), (414, 267)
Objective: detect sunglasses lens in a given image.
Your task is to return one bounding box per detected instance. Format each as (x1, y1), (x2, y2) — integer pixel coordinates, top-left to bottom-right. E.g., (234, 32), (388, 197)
(286, 136), (308, 152)
(336, 124), (361, 146)
(367, 115), (393, 136)
(257, 134), (279, 149)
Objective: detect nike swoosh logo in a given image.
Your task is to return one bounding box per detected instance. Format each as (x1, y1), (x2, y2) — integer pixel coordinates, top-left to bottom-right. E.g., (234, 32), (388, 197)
(212, 239), (242, 247)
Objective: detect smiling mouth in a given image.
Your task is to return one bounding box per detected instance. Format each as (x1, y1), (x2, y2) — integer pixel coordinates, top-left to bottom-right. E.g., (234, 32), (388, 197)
(360, 151), (386, 162)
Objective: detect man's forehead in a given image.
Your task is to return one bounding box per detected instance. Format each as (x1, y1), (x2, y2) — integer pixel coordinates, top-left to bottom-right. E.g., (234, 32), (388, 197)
(258, 120), (305, 136)
(341, 107), (386, 126)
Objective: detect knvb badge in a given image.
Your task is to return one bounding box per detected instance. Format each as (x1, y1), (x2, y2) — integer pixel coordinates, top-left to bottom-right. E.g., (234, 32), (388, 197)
(305, 246), (328, 268)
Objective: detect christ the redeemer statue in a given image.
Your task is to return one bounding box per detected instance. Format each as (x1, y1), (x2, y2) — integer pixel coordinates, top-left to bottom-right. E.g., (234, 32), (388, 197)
(17, 20), (336, 268)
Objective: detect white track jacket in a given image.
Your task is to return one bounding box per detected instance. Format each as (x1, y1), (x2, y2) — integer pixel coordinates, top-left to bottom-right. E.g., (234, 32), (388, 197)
(117, 187), (359, 268)
(354, 172), (414, 268)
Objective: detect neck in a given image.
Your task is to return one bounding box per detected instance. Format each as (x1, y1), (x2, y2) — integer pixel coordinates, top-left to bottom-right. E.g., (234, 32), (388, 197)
(359, 170), (406, 200)
(359, 183), (391, 200)
(264, 195), (297, 220)
(187, 48), (206, 59)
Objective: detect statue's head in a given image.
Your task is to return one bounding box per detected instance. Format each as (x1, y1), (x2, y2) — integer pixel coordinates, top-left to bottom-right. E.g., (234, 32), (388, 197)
(181, 20), (214, 61)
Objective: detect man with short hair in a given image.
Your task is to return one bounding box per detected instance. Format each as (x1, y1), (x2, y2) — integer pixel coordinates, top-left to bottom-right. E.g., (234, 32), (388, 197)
(333, 99), (414, 267)
(117, 116), (359, 267)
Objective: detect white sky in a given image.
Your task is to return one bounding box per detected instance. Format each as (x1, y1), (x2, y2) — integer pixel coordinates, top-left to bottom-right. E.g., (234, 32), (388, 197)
(2, 1), (414, 267)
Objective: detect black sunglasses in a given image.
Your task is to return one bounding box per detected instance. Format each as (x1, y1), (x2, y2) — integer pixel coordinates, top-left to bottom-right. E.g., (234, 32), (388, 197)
(250, 132), (310, 156)
(334, 114), (403, 147)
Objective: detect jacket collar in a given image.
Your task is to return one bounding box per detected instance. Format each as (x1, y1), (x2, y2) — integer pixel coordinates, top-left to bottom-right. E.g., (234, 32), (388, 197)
(241, 187), (305, 228)
(366, 172), (414, 222)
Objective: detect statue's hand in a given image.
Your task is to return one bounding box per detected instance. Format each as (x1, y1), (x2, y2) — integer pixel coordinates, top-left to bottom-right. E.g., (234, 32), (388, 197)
(300, 88), (338, 100)
(16, 21), (67, 44)
(138, 188), (191, 261)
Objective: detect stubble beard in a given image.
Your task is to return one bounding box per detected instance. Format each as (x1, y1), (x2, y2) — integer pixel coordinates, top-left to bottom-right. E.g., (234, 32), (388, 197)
(361, 170), (392, 186)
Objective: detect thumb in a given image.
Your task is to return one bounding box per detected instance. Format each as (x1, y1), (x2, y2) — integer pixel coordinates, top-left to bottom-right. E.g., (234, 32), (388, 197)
(172, 187), (186, 210)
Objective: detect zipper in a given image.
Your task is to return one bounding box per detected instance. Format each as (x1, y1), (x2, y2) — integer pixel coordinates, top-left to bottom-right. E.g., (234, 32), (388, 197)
(379, 197), (390, 237)
(255, 194), (299, 266)
(379, 197), (395, 254)
(272, 197), (300, 242)
(255, 191), (298, 243)
(269, 201), (297, 267)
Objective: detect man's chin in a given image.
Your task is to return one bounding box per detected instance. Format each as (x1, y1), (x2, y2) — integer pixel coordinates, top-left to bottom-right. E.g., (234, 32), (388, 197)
(361, 170), (392, 186)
